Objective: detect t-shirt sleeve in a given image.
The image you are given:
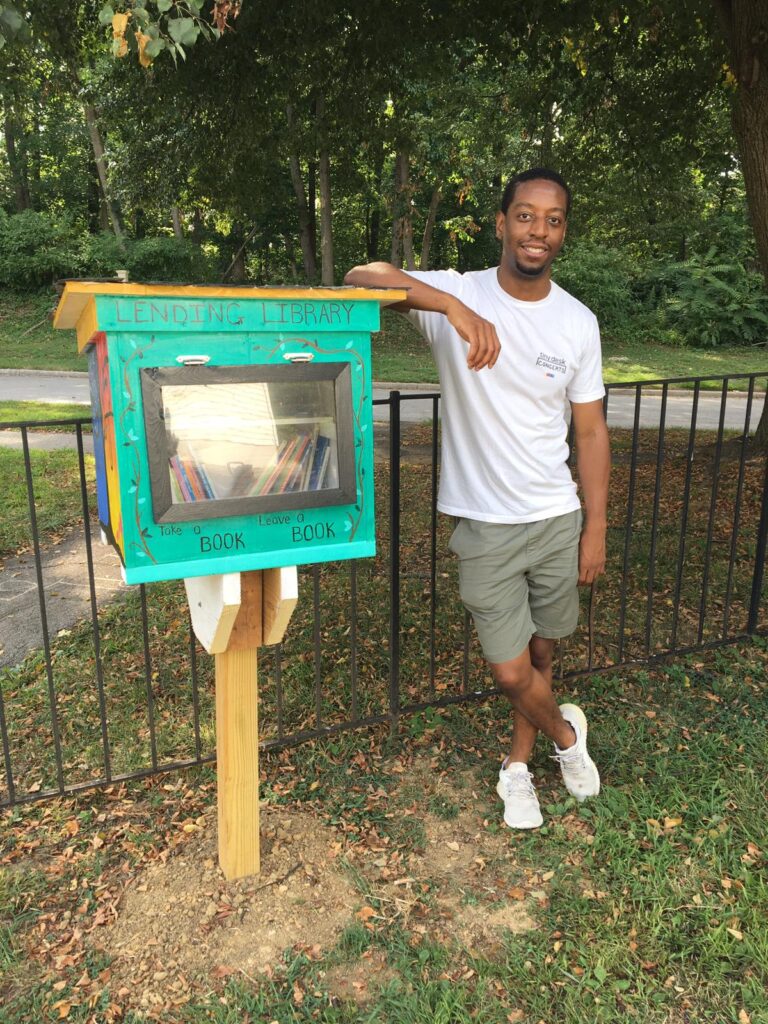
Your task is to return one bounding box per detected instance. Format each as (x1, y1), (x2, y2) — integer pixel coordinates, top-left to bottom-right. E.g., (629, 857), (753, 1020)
(567, 315), (605, 404)
(402, 269), (465, 345)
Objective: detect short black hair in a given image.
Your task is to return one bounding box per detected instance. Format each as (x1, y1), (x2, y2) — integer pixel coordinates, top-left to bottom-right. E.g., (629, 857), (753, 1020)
(500, 168), (571, 217)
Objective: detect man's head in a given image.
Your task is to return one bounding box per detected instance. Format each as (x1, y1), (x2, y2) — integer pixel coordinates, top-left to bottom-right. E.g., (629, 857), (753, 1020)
(500, 168), (571, 219)
(496, 168), (570, 283)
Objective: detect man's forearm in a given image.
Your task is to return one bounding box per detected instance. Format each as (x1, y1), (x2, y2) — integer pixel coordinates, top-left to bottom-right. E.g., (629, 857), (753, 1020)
(344, 262), (454, 314)
(344, 261), (502, 370)
(575, 424), (610, 528)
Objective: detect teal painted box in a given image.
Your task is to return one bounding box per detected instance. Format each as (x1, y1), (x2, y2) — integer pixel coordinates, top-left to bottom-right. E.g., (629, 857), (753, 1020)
(54, 283), (406, 585)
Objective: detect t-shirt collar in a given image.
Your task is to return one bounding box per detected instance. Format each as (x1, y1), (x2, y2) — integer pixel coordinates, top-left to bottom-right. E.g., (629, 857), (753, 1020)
(491, 267), (556, 308)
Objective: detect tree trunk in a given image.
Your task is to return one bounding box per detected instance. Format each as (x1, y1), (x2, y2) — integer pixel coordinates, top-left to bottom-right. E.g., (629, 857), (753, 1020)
(400, 153), (416, 270)
(83, 102), (123, 240)
(391, 150), (410, 267)
(284, 232), (299, 282)
(367, 139), (384, 260)
(717, 0), (768, 446)
(87, 154), (101, 234)
(226, 221), (247, 282)
(318, 149), (334, 284)
(286, 104), (318, 283)
(316, 94), (334, 285)
(171, 206), (184, 239)
(191, 208), (204, 246)
(3, 101), (31, 212)
(420, 183), (442, 269)
(307, 160), (318, 259)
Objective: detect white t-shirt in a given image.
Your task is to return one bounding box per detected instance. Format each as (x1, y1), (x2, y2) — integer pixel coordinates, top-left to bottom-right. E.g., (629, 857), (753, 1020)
(405, 267), (605, 523)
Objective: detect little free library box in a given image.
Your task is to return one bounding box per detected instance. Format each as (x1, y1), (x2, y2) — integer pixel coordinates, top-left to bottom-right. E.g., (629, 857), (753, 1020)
(54, 282), (407, 585)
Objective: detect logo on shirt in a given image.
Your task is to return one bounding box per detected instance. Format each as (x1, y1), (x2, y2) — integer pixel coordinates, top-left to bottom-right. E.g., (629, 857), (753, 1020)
(536, 352), (567, 377)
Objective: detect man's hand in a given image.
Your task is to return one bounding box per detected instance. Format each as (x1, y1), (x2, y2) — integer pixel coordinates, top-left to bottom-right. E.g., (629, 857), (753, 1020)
(578, 522), (606, 586)
(445, 296), (501, 370)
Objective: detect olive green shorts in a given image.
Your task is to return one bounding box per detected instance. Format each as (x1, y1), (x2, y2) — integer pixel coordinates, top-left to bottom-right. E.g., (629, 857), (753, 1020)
(448, 509), (583, 664)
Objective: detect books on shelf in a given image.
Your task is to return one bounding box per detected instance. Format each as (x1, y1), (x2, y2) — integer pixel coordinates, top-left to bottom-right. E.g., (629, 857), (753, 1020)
(168, 428), (336, 503)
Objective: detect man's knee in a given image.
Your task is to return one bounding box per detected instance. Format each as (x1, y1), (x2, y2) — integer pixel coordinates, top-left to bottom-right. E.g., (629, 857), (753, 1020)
(492, 653), (534, 701)
(529, 636), (555, 673)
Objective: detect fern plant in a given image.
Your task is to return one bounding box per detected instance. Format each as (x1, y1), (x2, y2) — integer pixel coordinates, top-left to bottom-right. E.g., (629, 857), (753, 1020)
(644, 249), (768, 347)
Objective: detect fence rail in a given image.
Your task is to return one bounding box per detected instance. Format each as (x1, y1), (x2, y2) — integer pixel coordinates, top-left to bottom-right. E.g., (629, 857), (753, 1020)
(1, 374), (767, 808)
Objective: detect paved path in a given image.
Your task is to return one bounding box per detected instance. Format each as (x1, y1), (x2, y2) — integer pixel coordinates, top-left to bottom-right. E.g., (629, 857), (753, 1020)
(0, 369), (763, 431)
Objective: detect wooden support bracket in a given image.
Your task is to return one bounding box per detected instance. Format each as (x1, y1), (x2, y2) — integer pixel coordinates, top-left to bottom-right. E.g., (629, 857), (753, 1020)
(184, 566), (299, 880)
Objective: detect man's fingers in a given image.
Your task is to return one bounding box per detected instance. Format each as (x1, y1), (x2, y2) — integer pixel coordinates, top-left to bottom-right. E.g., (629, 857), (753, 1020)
(475, 325), (500, 370)
(461, 317), (501, 370)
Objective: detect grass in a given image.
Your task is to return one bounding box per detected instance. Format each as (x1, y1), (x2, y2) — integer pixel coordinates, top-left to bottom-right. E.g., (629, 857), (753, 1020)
(0, 448), (95, 560)
(0, 310), (766, 1018)
(1, 289), (767, 387)
(1, 641), (767, 1022)
(0, 401), (91, 428)
(0, 291), (77, 371)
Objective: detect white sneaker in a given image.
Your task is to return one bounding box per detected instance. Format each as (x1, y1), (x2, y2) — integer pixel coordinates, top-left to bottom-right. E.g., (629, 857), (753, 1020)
(496, 762), (543, 829)
(552, 704), (600, 801)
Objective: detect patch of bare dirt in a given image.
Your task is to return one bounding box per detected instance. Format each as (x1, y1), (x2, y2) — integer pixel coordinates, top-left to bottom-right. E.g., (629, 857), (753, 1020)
(357, 764), (541, 948)
(99, 804), (357, 1013)
(322, 949), (400, 1006)
(87, 761), (552, 1016)
(444, 898), (537, 955)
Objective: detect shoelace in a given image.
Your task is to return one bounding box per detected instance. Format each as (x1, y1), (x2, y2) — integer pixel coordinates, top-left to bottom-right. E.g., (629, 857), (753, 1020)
(550, 748), (587, 771)
(501, 770), (536, 797)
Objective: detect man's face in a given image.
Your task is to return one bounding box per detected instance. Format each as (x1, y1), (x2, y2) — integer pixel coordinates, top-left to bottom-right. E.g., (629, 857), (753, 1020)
(495, 179), (568, 280)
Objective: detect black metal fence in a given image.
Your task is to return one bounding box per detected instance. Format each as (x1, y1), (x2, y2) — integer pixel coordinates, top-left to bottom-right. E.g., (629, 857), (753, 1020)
(1, 373), (767, 809)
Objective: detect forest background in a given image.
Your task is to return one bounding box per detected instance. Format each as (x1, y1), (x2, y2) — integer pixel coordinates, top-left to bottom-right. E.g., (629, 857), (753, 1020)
(0, 1), (767, 358)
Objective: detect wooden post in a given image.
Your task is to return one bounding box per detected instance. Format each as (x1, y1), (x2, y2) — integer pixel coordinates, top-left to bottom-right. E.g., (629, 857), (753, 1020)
(186, 567), (298, 880)
(216, 646), (261, 879)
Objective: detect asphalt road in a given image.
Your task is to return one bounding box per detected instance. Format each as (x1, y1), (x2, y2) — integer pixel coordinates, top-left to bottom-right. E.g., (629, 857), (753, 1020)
(0, 369), (763, 432)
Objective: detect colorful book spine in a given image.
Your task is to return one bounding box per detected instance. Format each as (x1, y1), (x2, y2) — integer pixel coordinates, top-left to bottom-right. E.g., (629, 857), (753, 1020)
(281, 433), (312, 493)
(250, 440), (288, 496)
(273, 433), (308, 494)
(170, 455), (196, 502)
(308, 435), (332, 490)
(185, 444), (217, 499)
(261, 436), (300, 495)
(300, 427), (320, 491)
(180, 457), (207, 500)
(168, 457), (188, 502)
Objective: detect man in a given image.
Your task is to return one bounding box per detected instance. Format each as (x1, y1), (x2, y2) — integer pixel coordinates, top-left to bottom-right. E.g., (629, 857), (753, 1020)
(345, 168), (610, 829)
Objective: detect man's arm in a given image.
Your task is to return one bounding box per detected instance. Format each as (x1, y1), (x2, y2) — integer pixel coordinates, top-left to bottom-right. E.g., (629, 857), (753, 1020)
(570, 399), (610, 585)
(344, 261), (501, 370)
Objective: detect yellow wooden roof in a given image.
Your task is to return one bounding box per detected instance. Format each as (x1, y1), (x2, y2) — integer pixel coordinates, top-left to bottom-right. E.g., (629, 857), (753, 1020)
(53, 280), (410, 330)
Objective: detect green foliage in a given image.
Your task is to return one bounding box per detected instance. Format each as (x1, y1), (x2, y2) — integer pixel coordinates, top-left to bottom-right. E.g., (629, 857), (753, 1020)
(0, 215), (215, 288)
(647, 250), (768, 348)
(0, 211), (83, 289)
(553, 241), (642, 332)
(81, 231), (127, 277)
(0, 2), (29, 48)
(124, 235), (213, 282)
(98, 0), (234, 67)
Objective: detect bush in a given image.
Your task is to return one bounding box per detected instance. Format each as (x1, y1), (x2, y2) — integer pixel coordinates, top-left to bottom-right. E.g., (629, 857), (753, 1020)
(0, 210), (83, 288)
(552, 241), (642, 332)
(125, 236), (213, 283)
(644, 251), (768, 347)
(81, 232), (128, 278)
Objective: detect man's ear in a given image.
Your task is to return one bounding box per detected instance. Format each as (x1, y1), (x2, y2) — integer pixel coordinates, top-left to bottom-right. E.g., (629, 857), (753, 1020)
(495, 210), (505, 241)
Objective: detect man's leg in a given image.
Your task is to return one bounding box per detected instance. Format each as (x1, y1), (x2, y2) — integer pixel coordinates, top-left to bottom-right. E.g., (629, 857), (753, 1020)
(492, 643), (576, 751)
(504, 635), (555, 764)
